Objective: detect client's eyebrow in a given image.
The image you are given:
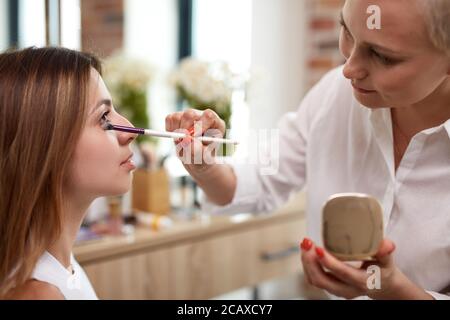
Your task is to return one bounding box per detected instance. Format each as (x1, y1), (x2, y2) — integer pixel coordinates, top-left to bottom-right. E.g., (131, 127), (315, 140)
(90, 99), (112, 115)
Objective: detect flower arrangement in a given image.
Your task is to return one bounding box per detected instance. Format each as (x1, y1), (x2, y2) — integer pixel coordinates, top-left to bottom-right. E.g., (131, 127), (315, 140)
(102, 52), (155, 143)
(170, 58), (233, 129)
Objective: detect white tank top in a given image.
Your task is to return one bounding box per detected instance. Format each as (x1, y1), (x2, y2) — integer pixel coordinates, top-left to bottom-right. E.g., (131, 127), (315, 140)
(31, 251), (98, 300)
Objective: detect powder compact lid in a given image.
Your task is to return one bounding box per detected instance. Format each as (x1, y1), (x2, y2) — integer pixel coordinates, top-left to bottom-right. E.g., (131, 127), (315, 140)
(322, 193), (384, 261)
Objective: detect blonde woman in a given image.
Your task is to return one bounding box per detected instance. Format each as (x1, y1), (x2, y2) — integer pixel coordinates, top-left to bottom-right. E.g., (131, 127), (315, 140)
(0, 47), (137, 299)
(165, 0), (450, 299)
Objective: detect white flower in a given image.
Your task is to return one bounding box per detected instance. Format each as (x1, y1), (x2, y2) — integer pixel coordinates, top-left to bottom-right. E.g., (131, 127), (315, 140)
(170, 58), (233, 110)
(103, 51), (155, 93)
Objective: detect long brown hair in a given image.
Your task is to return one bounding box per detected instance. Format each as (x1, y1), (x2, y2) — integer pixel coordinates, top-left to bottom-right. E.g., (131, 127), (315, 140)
(0, 47), (101, 297)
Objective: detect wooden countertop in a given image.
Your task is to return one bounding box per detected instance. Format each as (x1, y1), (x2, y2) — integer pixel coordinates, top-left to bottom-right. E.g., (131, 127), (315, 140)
(74, 193), (306, 265)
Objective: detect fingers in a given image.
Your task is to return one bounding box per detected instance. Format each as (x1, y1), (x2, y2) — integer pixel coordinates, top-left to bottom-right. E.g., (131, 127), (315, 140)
(198, 109), (226, 137)
(166, 109), (225, 166)
(166, 109), (225, 137)
(176, 137), (216, 166)
(300, 238), (366, 299)
(165, 111), (183, 132)
(300, 238), (400, 299)
(299, 239), (314, 285)
(314, 247), (368, 292)
(180, 109), (202, 132)
(374, 239), (396, 267)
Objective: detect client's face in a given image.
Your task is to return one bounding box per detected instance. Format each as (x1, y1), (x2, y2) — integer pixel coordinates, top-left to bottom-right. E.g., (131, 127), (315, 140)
(67, 69), (137, 200)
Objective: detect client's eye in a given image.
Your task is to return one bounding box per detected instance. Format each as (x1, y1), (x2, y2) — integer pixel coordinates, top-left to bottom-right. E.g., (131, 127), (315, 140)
(100, 111), (111, 130)
(100, 111), (110, 122)
(101, 110), (110, 120)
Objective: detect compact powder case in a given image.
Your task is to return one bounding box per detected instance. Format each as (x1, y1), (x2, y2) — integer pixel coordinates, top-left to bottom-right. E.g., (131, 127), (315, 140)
(322, 193), (384, 261)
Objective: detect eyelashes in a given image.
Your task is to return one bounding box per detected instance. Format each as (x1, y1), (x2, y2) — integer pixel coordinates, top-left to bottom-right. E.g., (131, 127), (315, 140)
(101, 110), (110, 121)
(370, 50), (392, 65)
(100, 111), (112, 130)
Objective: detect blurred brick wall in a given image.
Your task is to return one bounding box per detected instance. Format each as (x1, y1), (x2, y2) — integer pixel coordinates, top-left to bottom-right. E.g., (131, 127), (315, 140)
(306, 0), (345, 88)
(81, 0), (124, 58)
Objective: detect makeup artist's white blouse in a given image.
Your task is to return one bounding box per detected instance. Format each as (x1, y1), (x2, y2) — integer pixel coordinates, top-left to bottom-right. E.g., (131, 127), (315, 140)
(202, 66), (450, 300)
(32, 251), (98, 300)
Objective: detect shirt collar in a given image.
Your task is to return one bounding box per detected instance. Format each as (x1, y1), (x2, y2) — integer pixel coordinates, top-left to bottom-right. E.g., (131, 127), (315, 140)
(444, 120), (450, 140)
(369, 106), (450, 141)
(419, 118), (450, 140)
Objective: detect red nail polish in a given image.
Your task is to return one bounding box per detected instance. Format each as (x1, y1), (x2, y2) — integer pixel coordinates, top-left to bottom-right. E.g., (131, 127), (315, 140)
(300, 238), (313, 251)
(315, 247), (325, 258)
(188, 127), (195, 136)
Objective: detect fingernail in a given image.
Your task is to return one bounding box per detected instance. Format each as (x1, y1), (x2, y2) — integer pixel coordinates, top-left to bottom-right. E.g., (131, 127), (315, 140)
(188, 127), (195, 136)
(300, 238), (313, 251)
(315, 247), (325, 258)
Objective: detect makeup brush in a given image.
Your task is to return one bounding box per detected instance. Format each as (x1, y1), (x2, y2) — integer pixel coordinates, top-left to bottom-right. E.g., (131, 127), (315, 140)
(105, 123), (239, 145)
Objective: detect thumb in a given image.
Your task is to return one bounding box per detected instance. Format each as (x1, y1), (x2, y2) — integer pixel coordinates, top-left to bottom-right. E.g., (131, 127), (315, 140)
(374, 239), (396, 267)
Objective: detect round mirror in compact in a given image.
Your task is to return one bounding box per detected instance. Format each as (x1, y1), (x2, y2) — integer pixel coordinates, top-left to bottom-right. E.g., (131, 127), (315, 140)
(322, 193), (384, 261)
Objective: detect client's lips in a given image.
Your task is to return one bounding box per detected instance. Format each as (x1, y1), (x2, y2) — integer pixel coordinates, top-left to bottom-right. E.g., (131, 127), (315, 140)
(352, 83), (376, 94)
(120, 153), (134, 165)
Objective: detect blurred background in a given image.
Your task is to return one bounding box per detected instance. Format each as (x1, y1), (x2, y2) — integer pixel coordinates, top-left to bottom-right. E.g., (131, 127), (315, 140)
(1, 0), (345, 299)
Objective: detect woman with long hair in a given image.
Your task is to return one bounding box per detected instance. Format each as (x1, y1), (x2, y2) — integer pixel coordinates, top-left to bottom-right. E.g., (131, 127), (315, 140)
(0, 47), (137, 299)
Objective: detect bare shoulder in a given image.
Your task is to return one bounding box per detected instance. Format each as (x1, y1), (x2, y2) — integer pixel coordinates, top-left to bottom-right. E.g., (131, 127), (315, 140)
(8, 280), (64, 300)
